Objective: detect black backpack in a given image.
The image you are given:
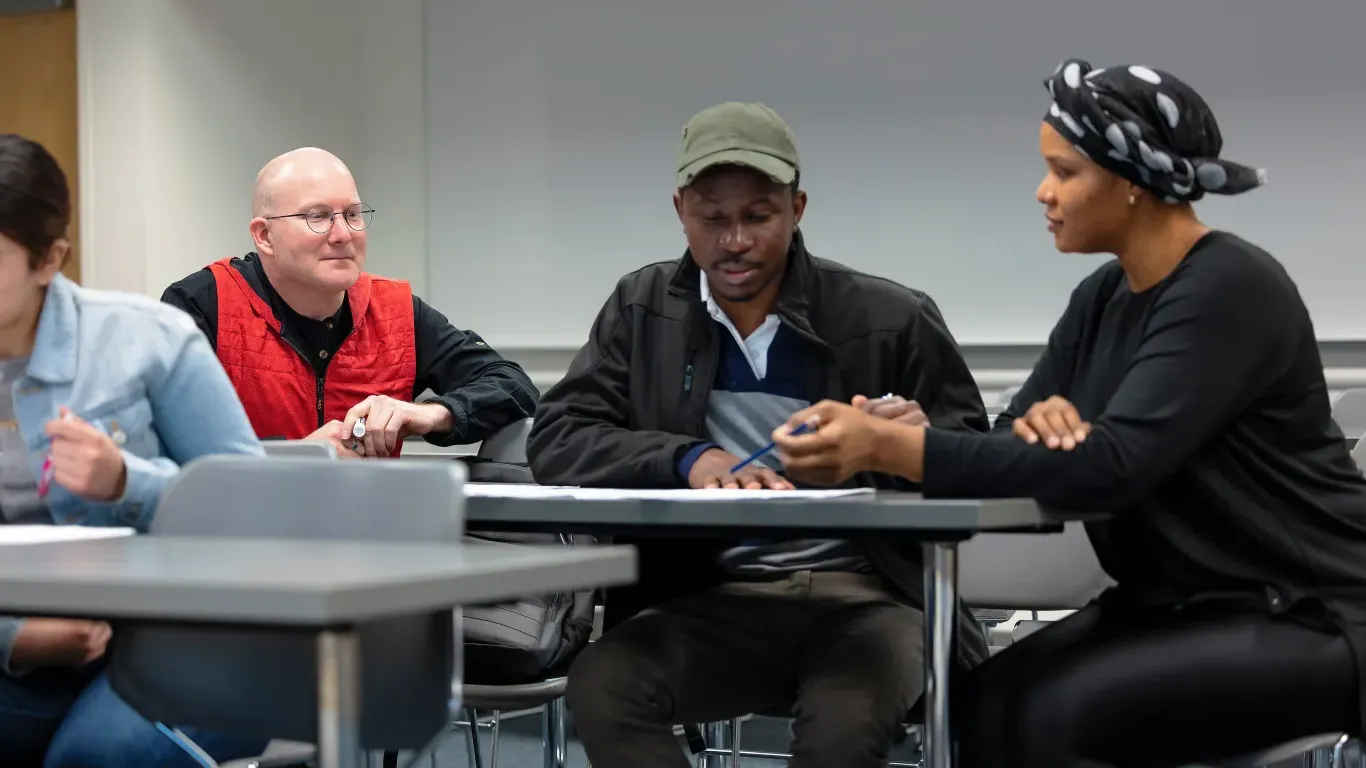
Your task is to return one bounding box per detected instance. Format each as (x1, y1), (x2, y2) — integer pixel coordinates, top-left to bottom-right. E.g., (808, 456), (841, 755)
(456, 447), (595, 684)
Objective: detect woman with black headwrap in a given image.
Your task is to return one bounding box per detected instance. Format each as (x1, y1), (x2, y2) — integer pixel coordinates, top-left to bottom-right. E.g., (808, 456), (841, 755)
(768, 59), (1366, 766)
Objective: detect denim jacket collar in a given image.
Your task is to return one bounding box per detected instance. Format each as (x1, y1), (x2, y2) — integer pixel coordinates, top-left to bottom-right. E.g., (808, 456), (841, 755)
(25, 274), (78, 386)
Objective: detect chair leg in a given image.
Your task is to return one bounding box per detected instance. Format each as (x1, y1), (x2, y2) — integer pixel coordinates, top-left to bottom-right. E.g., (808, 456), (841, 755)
(1332, 735), (1354, 768)
(463, 718), (478, 768)
(543, 696), (569, 768)
(467, 708), (486, 768)
(701, 721), (730, 768)
(1330, 735), (1351, 768)
(489, 710), (502, 768)
(729, 717), (742, 768)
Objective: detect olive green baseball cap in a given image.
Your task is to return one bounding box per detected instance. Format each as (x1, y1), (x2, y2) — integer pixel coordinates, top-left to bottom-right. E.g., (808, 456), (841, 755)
(675, 102), (800, 188)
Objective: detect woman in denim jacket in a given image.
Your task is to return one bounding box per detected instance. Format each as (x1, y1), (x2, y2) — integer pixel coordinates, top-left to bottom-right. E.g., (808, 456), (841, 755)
(0, 135), (268, 766)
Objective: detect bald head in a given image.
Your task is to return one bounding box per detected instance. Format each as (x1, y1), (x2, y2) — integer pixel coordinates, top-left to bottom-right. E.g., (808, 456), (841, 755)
(247, 146), (367, 306)
(252, 147), (357, 218)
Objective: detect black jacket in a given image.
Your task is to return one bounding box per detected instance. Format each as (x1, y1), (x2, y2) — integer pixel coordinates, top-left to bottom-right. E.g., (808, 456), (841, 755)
(528, 233), (992, 666)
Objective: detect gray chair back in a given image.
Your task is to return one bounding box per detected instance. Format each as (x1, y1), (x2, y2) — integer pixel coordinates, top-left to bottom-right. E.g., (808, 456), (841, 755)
(958, 522), (1112, 610)
(109, 456), (466, 750)
(1352, 436), (1366, 473)
(987, 386), (1021, 428)
(476, 418), (533, 464)
(1332, 389), (1366, 440)
(261, 440), (338, 459)
(468, 418), (535, 484)
(993, 386), (1021, 412)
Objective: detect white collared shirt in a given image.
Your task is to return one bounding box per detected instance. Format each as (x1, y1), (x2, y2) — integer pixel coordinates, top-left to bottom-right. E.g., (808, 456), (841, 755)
(700, 273), (782, 380)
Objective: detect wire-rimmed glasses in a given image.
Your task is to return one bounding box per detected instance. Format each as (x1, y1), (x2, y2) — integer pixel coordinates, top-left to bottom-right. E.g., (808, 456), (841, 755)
(264, 204), (375, 234)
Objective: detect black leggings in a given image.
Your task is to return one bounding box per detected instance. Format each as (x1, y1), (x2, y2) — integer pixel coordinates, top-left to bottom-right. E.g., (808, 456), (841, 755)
(956, 601), (1359, 768)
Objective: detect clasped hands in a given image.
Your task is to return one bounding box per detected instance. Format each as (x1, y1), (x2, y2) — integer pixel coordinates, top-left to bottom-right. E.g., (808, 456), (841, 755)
(302, 395), (453, 458)
(762, 394), (1091, 488)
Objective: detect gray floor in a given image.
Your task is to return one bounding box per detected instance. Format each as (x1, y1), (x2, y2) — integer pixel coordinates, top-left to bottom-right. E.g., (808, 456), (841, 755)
(399, 710), (1346, 768)
(404, 710), (923, 767)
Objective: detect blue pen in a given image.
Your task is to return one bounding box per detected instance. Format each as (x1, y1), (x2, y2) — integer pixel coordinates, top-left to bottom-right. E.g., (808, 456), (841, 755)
(730, 421), (817, 474)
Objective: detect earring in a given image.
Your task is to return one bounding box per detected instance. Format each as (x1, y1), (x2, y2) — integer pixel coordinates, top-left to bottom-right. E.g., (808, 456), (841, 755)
(1128, 194), (1137, 205)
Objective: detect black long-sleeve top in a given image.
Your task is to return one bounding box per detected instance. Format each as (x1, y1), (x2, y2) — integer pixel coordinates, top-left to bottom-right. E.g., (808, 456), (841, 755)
(923, 232), (1366, 603)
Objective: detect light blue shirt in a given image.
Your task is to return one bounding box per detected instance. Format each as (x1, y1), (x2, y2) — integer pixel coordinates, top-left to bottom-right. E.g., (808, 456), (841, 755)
(1, 275), (263, 673)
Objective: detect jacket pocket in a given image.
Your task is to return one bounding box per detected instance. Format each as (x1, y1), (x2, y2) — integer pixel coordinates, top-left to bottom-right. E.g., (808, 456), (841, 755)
(85, 397), (161, 459)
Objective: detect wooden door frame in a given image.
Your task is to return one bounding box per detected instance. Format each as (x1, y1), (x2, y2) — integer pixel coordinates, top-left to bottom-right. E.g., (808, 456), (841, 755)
(0, 1), (80, 282)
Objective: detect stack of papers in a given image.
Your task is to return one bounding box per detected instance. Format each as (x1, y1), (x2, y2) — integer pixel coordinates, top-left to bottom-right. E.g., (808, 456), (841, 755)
(465, 484), (874, 502)
(0, 525), (136, 546)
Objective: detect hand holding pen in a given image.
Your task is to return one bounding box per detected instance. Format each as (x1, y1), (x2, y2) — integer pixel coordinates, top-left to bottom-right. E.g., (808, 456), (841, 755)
(771, 400), (892, 487)
(727, 395), (911, 476)
(41, 407), (128, 501)
(729, 420), (820, 475)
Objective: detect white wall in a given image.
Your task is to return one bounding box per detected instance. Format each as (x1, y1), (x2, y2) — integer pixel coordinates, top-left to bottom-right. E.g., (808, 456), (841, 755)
(77, 0), (427, 299)
(424, 0), (1366, 349)
(72, 0), (1366, 404)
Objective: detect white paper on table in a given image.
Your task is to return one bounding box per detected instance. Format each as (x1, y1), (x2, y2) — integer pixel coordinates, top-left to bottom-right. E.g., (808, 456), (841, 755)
(465, 483), (874, 502)
(0, 525), (136, 546)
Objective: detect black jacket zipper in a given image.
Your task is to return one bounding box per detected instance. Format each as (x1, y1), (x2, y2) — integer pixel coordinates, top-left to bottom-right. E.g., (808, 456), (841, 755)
(276, 331), (328, 430)
(681, 319), (721, 436)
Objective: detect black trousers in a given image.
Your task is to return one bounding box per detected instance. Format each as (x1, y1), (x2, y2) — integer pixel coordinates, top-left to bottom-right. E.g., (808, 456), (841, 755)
(956, 599), (1359, 768)
(567, 572), (926, 768)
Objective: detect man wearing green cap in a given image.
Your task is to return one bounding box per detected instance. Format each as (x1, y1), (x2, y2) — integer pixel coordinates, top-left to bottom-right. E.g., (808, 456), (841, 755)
(528, 102), (989, 767)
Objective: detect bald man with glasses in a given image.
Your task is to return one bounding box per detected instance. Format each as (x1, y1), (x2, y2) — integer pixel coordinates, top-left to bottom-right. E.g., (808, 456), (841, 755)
(162, 147), (538, 457)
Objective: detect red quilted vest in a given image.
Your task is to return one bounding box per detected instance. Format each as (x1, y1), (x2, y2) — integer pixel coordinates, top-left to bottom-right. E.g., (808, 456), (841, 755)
(210, 259), (417, 457)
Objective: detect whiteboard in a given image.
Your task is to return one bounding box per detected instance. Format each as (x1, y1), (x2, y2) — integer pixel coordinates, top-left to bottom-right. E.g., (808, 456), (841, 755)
(425, 0), (1366, 348)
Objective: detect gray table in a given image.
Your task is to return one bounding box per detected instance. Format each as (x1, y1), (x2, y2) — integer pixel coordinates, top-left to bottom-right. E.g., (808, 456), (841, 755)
(0, 536), (637, 768)
(467, 491), (1073, 537)
(467, 491), (1100, 768)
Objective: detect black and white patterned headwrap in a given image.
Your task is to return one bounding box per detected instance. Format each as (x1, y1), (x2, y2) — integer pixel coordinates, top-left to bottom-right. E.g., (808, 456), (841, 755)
(1044, 58), (1266, 204)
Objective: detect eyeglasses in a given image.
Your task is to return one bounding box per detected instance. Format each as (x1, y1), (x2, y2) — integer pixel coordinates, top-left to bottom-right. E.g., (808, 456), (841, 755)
(264, 204), (375, 234)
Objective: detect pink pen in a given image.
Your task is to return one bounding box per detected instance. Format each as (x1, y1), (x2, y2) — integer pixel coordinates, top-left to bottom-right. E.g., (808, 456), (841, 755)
(36, 453), (54, 498)
(37, 409), (73, 498)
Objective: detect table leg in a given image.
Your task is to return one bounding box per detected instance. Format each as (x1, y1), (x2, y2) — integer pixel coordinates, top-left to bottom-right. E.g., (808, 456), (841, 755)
(317, 628), (363, 768)
(922, 541), (958, 768)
